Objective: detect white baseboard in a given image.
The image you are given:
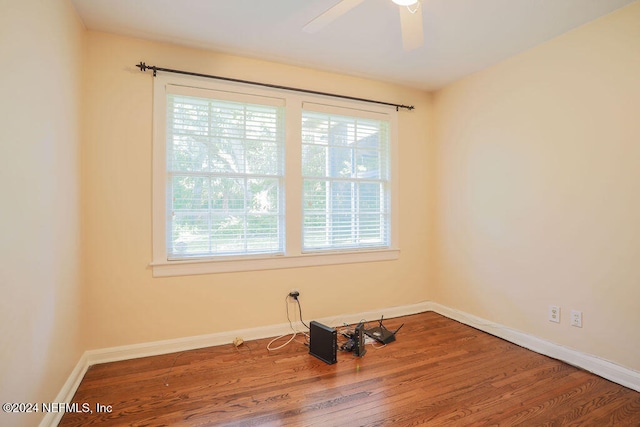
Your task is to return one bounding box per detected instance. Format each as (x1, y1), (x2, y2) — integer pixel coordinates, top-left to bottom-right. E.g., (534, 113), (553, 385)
(43, 300), (638, 426)
(39, 353), (90, 427)
(84, 300), (432, 367)
(430, 302), (640, 393)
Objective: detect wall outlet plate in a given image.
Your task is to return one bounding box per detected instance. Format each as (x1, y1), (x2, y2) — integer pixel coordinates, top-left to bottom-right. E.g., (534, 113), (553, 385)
(549, 305), (560, 323)
(571, 310), (583, 328)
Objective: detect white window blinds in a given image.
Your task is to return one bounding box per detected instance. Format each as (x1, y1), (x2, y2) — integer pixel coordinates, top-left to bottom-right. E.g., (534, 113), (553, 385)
(166, 89), (285, 259)
(302, 105), (391, 251)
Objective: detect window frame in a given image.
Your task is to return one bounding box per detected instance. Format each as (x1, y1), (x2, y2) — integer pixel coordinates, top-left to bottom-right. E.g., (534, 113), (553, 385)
(151, 73), (399, 277)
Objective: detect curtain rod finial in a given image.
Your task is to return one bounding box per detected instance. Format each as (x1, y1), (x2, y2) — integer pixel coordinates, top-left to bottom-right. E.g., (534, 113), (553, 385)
(136, 62), (157, 77)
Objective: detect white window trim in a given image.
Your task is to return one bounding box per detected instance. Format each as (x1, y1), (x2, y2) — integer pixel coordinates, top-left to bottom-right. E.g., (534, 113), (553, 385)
(151, 73), (400, 277)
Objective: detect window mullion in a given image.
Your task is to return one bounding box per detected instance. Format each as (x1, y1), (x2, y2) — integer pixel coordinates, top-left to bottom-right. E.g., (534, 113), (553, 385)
(242, 105), (248, 254)
(208, 101), (213, 255)
(352, 181), (358, 245)
(352, 122), (357, 244)
(285, 97), (303, 256)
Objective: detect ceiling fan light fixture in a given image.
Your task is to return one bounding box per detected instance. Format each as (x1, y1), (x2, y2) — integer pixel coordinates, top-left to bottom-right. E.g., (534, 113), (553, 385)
(392, 0), (418, 6)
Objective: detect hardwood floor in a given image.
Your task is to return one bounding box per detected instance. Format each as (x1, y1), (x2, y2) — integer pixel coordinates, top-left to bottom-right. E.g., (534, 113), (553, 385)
(60, 312), (640, 426)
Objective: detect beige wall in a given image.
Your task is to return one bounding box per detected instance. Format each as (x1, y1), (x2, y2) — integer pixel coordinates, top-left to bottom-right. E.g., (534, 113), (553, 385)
(433, 2), (640, 370)
(0, 0), (85, 425)
(81, 32), (434, 349)
(4, 1), (638, 419)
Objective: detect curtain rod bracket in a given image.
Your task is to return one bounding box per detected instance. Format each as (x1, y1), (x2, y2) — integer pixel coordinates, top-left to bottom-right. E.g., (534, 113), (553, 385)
(136, 61), (414, 111)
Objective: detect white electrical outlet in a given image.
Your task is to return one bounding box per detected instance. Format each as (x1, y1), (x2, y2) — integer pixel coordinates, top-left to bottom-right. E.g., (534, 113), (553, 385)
(549, 305), (560, 323)
(571, 310), (583, 328)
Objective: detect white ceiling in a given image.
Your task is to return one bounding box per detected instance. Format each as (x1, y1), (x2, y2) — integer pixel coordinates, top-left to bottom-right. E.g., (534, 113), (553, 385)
(70, 0), (636, 91)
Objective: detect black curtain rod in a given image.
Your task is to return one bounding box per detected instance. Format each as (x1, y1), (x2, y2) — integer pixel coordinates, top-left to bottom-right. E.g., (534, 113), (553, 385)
(136, 62), (414, 111)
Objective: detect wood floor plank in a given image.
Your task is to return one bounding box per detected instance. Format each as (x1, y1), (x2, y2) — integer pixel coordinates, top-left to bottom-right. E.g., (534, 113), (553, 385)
(59, 312), (640, 426)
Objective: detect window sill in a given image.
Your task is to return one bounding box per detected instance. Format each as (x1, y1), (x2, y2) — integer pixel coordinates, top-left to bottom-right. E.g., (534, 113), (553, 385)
(150, 249), (400, 277)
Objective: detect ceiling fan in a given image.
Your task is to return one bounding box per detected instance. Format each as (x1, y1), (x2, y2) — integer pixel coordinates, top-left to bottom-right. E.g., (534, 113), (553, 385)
(303, 0), (424, 51)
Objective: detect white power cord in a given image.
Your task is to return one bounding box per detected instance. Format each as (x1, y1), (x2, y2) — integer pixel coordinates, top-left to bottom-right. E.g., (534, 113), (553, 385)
(267, 294), (309, 351)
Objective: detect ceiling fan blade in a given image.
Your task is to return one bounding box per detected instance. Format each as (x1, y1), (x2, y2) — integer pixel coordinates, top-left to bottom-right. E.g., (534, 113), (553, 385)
(399, 4), (424, 51)
(303, 0), (366, 33)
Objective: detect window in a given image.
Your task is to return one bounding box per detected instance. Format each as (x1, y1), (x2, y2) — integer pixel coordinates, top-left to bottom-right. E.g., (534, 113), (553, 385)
(166, 89), (285, 259)
(302, 105), (390, 251)
(152, 74), (399, 276)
